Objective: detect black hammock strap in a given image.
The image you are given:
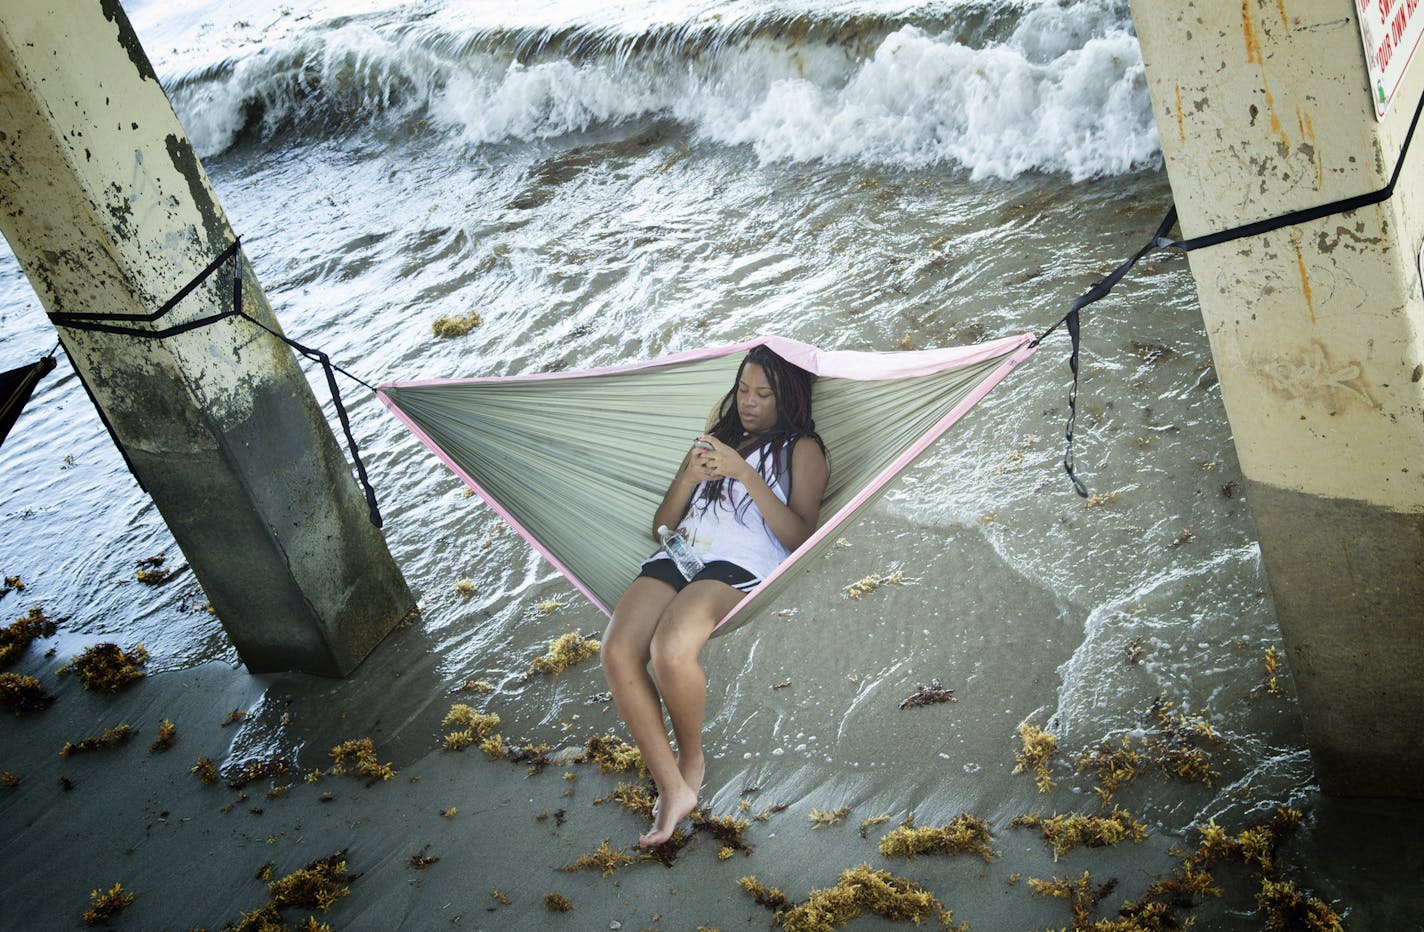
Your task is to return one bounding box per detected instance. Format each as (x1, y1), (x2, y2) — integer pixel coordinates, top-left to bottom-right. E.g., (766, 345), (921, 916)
(1038, 88), (1424, 497)
(0, 354), (58, 450)
(47, 241), (383, 528)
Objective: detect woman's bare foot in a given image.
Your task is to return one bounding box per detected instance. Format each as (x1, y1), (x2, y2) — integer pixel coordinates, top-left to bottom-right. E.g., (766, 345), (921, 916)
(638, 781), (698, 847)
(653, 752), (705, 821)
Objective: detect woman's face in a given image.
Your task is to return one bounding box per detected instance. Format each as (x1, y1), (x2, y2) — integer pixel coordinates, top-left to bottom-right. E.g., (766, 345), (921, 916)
(737, 362), (777, 433)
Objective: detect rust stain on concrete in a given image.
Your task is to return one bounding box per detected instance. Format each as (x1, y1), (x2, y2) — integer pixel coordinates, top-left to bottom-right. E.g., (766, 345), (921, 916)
(1175, 81), (1186, 146)
(1293, 238), (1316, 325)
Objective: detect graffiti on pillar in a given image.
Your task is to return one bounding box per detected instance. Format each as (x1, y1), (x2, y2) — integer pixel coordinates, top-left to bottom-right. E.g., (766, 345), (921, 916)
(1356, 0), (1424, 119)
(1251, 340), (1378, 411)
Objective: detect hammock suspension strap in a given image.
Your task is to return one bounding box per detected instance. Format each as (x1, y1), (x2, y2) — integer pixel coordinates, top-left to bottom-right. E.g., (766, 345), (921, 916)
(1037, 89), (1424, 497)
(45, 241), (383, 527)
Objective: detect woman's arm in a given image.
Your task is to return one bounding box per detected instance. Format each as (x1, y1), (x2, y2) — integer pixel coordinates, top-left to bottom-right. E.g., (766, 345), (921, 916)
(649, 447), (705, 542)
(695, 435), (827, 552)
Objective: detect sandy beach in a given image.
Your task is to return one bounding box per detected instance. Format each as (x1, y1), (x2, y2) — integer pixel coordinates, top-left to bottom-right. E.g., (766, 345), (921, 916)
(4, 509), (1422, 932)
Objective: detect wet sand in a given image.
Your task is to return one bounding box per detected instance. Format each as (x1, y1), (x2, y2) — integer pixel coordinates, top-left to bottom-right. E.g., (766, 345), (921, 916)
(4, 517), (1422, 931)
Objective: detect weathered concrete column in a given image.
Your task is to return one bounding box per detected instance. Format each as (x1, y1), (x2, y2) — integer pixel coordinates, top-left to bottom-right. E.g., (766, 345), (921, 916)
(1130, 2), (1424, 796)
(0, 2), (414, 676)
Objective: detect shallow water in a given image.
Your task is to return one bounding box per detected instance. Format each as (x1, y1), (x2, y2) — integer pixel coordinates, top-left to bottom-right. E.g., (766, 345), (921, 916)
(1, 0), (1410, 926)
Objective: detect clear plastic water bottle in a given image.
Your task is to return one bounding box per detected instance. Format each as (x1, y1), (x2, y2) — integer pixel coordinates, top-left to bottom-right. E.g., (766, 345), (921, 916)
(658, 524), (705, 581)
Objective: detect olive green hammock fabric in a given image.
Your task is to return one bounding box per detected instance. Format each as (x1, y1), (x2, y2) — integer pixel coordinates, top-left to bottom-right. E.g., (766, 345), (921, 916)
(378, 333), (1037, 636)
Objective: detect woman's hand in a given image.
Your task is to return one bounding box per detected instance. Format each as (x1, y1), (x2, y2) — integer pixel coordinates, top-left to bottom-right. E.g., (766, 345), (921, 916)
(689, 435), (752, 484)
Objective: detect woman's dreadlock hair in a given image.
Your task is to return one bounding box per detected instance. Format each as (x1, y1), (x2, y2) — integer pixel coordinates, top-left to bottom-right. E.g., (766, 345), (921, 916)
(692, 344), (826, 521)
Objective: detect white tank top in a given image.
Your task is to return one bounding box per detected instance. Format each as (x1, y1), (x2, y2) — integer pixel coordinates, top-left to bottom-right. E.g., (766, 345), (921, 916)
(657, 439), (794, 582)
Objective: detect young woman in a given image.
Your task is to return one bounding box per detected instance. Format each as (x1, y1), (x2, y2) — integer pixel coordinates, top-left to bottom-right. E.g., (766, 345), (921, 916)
(600, 345), (829, 846)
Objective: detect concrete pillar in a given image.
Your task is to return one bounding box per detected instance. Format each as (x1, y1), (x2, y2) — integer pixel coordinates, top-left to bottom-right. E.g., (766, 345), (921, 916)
(0, 2), (413, 676)
(1129, 1), (1424, 796)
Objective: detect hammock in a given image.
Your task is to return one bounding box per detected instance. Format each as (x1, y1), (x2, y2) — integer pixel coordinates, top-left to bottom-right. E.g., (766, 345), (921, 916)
(378, 333), (1037, 636)
(0, 356), (56, 451)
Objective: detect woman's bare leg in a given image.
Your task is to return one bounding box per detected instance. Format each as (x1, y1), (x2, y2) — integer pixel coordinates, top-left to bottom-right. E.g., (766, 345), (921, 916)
(640, 581), (745, 846)
(601, 578), (682, 841)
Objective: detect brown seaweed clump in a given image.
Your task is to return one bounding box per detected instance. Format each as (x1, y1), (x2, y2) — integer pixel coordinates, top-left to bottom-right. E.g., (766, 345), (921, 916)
(529, 631), (601, 676)
(1256, 878), (1344, 932)
(1011, 808), (1148, 859)
(0, 671), (54, 714)
(577, 733), (645, 774)
(738, 876), (794, 912)
(1, 771), (20, 788)
(842, 570), (910, 599)
(409, 846), (440, 870)
(1013, 719), (1058, 793)
(0, 606), (58, 667)
(59, 724), (133, 757)
(1028, 870), (1116, 928)
(595, 781), (656, 820)
(432, 309), (483, 338)
(328, 738), (394, 784)
(878, 813), (999, 863)
(808, 806), (852, 828)
(149, 719), (177, 753)
(747, 864), (964, 932)
(693, 810), (753, 853)
(192, 756), (220, 785)
(226, 756), (297, 790)
(59, 642), (149, 693)
(263, 850), (356, 917)
(83, 882), (134, 926)
(561, 840), (638, 877)
(543, 892), (573, 912)
(440, 704), (500, 751)
(898, 678), (956, 710)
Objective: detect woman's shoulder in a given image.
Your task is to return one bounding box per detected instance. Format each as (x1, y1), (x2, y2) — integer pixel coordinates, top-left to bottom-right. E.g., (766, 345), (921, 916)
(790, 433), (826, 463)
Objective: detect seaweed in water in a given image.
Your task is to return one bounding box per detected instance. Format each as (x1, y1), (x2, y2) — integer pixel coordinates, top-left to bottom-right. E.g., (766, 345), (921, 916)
(858, 814), (891, 838)
(561, 840), (637, 877)
(0, 671), (54, 714)
(878, 813), (999, 863)
(1074, 736), (1145, 805)
(529, 631), (601, 676)
(897, 678), (956, 710)
(327, 738), (394, 784)
(0, 606), (58, 667)
(58, 642), (148, 693)
(1, 771), (20, 788)
(1013, 719), (1058, 793)
(432, 309), (483, 338)
(1010, 808), (1148, 858)
(59, 724), (133, 756)
(746, 864), (964, 932)
(542, 892), (573, 912)
(83, 882), (134, 926)
(226, 756), (296, 790)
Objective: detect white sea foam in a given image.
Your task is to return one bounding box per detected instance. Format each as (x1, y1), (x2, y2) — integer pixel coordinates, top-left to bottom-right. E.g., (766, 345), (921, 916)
(166, 2), (1159, 180)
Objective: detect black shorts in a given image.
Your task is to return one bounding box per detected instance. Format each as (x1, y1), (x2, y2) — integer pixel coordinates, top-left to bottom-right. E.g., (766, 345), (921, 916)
(638, 557), (759, 593)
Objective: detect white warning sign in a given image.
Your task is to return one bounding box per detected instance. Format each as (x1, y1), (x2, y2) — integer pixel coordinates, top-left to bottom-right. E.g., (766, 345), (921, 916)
(1358, 0), (1424, 118)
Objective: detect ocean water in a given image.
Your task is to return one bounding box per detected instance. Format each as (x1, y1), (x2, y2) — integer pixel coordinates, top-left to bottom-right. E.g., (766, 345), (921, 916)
(2, 0), (1408, 927)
